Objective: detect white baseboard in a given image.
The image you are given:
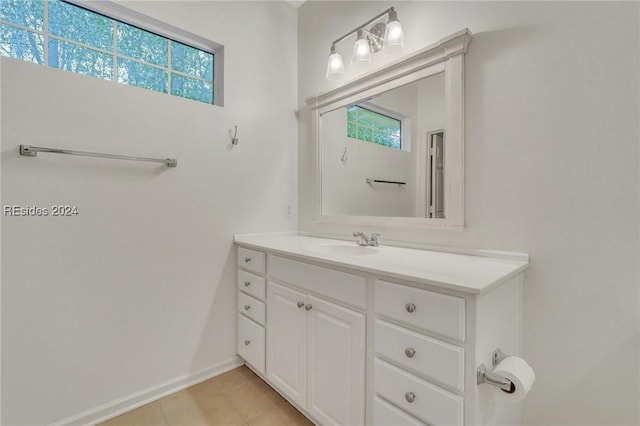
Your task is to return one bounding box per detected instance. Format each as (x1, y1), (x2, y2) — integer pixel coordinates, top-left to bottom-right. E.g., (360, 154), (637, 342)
(50, 357), (245, 426)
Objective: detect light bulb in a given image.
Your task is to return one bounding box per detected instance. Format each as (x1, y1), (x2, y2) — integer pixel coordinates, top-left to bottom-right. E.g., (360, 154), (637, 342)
(325, 51), (345, 81)
(356, 40), (369, 56)
(386, 9), (404, 48)
(352, 29), (371, 65)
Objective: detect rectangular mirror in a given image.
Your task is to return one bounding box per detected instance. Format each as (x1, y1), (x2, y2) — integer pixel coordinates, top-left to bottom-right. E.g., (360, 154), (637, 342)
(320, 72), (445, 218)
(307, 29), (471, 229)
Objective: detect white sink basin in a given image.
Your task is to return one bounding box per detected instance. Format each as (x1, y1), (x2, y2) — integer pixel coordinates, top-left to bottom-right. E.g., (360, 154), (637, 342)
(310, 244), (379, 256)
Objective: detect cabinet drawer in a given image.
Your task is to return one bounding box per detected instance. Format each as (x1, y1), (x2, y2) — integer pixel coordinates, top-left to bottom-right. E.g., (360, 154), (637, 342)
(269, 256), (366, 309)
(373, 396), (425, 426)
(238, 314), (265, 374)
(238, 247), (266, 274)
(237, 270), (266, 301)
(375, 280), (465, 342)
(238, 292), (266, 326)
(375, 320), (464, 391)
(374, 359), (463, 426)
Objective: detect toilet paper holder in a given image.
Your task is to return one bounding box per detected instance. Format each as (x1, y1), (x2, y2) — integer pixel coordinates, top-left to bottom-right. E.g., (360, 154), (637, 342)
(477, 348), (516, 393)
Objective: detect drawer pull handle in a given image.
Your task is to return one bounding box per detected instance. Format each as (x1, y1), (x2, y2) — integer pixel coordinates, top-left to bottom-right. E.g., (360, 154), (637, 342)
(305, 304), (313, 311)
(244, 257), (252, 263)
(244, 281), (251, 287)
(404, 348), (416, 358)
(405, 392), (416, 403)
(244, 305), (251, 311)
(297, 301), (305, 308)
(405, 303), (416, 313)
(244, 340), (251, 346)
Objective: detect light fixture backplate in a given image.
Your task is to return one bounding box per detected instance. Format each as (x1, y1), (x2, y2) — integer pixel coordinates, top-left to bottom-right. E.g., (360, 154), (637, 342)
(368, 22), (386, 53)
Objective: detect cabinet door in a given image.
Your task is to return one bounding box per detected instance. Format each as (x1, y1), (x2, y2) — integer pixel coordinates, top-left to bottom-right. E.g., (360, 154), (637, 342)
(307, 295), (365, 426)
(266, 281), (307, 408)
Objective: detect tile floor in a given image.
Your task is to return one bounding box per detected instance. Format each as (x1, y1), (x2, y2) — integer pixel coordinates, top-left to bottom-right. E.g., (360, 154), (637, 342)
(100, 366), (313, 426)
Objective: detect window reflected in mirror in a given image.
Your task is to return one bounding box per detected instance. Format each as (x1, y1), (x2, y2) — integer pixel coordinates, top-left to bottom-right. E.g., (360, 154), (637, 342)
(347, 105), (402, 150)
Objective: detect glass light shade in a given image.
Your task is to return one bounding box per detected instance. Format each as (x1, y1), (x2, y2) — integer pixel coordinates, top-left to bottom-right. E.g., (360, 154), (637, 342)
(352, 37), (371, 65)
(386, 20), (404, 47)
(325, 52), (345, 81)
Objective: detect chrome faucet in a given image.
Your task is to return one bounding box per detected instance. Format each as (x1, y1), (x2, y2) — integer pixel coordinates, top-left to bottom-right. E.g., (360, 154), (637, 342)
(353, 232), (381, 247)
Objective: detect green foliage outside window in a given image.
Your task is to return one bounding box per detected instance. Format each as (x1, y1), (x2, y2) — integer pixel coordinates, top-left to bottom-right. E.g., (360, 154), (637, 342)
(0, 0), (215, 104)
(347, 105), (401, 149)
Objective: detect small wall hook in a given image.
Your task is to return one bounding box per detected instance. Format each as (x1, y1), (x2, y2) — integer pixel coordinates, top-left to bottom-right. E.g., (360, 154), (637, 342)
(230, 125), (239, 147)
(341, 147), (348, 163)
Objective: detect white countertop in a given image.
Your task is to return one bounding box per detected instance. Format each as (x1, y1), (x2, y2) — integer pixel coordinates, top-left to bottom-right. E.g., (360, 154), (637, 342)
(234, 234), (529, 294)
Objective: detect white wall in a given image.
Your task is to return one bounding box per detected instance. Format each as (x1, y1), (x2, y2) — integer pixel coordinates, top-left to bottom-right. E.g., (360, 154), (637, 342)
(0, 1), (297, 424)
(298, 2), (639, 425)
(416, 74), (445, 137)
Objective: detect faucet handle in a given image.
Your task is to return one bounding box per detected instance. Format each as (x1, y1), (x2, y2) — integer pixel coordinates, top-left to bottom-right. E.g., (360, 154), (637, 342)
(370, 233), (381, 246)
(353, 231), (368, 246)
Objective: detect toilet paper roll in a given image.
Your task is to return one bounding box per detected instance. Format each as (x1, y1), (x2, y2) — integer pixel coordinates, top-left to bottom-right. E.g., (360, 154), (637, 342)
(492, 356), (535, 402)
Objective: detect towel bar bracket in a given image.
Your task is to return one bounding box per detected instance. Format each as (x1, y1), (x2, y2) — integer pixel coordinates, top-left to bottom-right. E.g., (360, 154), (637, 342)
(19, 145), (37, 157)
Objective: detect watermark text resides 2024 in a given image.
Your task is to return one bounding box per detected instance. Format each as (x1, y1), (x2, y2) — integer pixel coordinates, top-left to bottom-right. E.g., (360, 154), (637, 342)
(3, 205), (79, 217)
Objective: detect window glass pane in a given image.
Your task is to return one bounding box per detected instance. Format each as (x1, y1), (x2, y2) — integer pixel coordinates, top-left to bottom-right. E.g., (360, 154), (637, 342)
(2, 0), (217, 105)
(372, 114), (387, 132)
(356, 108), (372, 127)
(0, 23), (43, 63)
(117, 22), (167, 67)
(0, 0), (43, 31)
(117, 58), (167, 93)
(347, 106), (357, 123)
(48, 38), (112, 79)
(347, 123), (356, 138)
(48, 0), (112, 51)
(171, 73), (212, 104)
(373, 131), (390, 147)
(357, 127), (372, 143)
(389, 135), (401, 149)
(389, 118), (401, 136)
(171, 40), (213, 80)
(374, 114), (400, 135)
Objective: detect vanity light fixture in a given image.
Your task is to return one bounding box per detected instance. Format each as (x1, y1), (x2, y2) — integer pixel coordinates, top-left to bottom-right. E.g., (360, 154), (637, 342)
(385, 8), (404, 48)
(326, 44), (345, 81)
(352, 28), (372, 65)
(325, 6), (404, 81)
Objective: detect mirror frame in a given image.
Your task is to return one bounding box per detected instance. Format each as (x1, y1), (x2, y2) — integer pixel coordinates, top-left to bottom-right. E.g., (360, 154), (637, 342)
(306, 28), (472, 230)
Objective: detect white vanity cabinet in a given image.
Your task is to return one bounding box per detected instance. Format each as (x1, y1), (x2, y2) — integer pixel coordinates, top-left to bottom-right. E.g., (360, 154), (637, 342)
(372, 281), (466, 425)
(267, 259), (366, 426)
(235, 235), (529, 426)
(236, 247), (267, 375)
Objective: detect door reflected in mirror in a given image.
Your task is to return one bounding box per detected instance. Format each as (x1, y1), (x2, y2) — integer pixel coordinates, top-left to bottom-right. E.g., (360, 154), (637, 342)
(320, 72), (445, 218)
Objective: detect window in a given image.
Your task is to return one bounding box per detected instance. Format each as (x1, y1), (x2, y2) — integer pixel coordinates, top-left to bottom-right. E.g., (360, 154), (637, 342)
(347, 105), (402, 149)
(0, 0), (216, 104)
